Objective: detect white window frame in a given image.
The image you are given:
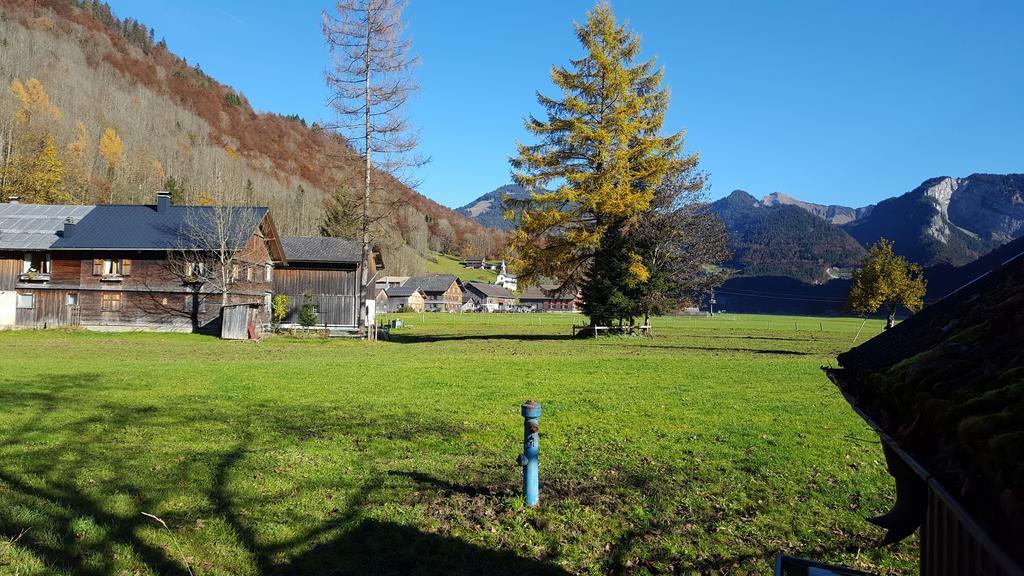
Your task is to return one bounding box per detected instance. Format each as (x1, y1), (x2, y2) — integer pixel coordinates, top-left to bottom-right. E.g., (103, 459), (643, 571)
(22, 253), (51, 274)
(103, 259), (123, 276)
(16, 293), (34, 309)
(66, 293), (79, 306)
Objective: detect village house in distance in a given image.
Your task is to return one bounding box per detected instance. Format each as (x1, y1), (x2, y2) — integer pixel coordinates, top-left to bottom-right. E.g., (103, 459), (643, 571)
(0, 194), (380, 335)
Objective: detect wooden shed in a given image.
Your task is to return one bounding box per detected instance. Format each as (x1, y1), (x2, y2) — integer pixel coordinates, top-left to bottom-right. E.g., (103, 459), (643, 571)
(273, 237), (383, 328)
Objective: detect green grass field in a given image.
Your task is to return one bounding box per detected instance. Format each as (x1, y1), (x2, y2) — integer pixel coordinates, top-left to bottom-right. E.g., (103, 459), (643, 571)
(0, 314), (916, 575)
(423, 253), (499, 284)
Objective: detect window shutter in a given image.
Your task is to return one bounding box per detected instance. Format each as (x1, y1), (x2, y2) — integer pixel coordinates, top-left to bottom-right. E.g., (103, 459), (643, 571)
(122, 259), (132, 276)
(93, 259), (103, 275)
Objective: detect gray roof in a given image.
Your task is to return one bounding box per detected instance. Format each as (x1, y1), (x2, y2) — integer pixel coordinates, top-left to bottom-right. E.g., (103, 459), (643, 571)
(280, 236), (362, 263)
(466, 281), (515, 299)
(407, 274), (460, 294)
(386, 285), (423, 298)
(520, 285), (576, 300)
(0, 204), (94, 250)
(0, 202), (268, 252)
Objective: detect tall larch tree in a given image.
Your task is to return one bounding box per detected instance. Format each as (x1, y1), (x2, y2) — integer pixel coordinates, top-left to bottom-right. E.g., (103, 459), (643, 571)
(848, 238), (927, 329)
(508, 2), (695, 327)
(323, 0), (421, 336)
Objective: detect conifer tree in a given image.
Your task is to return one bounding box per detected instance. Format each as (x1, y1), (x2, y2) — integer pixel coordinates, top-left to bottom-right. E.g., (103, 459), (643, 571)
(509, 2), (695, 327)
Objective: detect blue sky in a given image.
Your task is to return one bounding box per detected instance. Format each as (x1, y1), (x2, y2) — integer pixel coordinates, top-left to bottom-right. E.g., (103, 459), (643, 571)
(106, 1), (1023, 209)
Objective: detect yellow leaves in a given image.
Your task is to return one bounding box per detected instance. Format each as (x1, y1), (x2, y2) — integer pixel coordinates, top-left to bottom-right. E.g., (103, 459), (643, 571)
(10, 78), (61, 125)
(98, 128), (125, 172)
(66, 122), (90, 165)
(628, 252), (650, 284)
(19, 136), (68, 204)
(223, 145), (238, 160)
(848, 238), (927, 317)
(194, 192), (214, 206)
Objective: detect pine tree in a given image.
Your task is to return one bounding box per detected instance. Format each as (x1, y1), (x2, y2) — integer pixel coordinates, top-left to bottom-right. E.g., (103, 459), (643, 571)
(848, 239), (927, 329)
(298, 291), (319, 327)
(508, 2), (693, 327)
(319, 186), (362, 238)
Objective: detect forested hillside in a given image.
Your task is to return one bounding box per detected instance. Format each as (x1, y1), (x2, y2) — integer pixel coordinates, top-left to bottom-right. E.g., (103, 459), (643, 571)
(710, 190), (867, 283)
(0, 0), (504, 273)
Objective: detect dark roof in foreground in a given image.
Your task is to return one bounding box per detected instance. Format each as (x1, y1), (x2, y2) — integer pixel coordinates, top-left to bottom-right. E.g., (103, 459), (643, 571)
(407, 274), (460, 294)
(465, 281), (515, 299)
(829, 244), (1024, 566)
(280, 236), (362, 264)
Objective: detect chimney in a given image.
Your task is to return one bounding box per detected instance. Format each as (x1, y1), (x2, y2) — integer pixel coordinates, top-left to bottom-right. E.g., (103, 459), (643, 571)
(156, 191), (171, 212)
(63, 217), (76, 238)
(7, 196), (20, 204)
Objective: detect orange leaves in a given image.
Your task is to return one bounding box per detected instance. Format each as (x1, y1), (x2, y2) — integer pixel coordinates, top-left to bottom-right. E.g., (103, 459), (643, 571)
(10, 78), (62, 125)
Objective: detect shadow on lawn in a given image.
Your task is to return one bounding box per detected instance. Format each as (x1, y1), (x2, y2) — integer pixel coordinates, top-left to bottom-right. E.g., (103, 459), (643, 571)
(0, 375), (570, 576)
(389, 332), (576, 344)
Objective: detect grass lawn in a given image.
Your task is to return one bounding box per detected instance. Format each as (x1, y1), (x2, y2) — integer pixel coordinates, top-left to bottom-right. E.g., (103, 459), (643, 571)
(423, 252), (499, 284)
(0, 314), (916, 575)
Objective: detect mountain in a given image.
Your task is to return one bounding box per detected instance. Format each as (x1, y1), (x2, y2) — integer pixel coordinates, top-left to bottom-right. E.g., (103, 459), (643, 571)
(0, 0), (502, 273)
(709, 190), (867, 283)
(716, 233), (1024, 316)
(456, 184), (531, 230)
(760, 192), (873, 225)
(842, 174), (1024, 267)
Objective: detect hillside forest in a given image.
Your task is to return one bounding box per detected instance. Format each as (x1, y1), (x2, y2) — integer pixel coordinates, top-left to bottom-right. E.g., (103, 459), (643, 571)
(0, 0), (506, 274)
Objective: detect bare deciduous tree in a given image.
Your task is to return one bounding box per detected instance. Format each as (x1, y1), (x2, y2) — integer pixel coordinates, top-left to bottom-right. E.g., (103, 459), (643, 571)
(323, 0), (422, 333)
(164, 178), (267, 331)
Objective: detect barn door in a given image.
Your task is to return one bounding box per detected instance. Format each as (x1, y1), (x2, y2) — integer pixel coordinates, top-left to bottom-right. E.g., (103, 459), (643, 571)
(317, 295), (356, 326)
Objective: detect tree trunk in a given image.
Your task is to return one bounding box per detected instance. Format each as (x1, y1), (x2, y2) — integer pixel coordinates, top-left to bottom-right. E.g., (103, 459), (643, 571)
(886, 303), (896, 330)
(357, 4), (372, 337)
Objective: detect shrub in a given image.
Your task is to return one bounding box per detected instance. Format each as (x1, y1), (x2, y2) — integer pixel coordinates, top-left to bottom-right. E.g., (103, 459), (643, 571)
(298, 291), (319, 327)
(396, 305), (414, 313)
(272, 294), (290, 330)
(224, 91), (242, 107)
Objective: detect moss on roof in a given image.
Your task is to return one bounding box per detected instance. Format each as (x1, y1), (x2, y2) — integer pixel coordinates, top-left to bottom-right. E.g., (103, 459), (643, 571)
(833, 256), (1024, 563)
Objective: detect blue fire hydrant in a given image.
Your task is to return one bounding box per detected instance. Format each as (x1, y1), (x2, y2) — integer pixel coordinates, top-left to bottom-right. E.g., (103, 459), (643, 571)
(519, 400), (541, 507)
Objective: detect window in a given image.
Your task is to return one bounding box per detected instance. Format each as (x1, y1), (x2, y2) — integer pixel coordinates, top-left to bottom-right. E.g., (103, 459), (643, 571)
(66, 293), (79, 306)
(264, 265), (273, 282)
(230, 263), (239, 281)
(100, 292), (122, 311)
(22, 253), (51, 274)
(245, 266), (254, 282)
(16, 293), (34, 309)
(186, 261), (208, 278)
(93, 259), (130, 277)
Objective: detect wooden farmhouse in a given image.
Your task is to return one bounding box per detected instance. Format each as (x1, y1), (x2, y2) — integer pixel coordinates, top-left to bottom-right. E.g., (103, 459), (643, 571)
(518, 285), (580, 312)
(384, 284), (425, 312)
(825, 245), (1024, 575)
(0, 194), (283, 333)
(463, 281), (515, 312)
(273, 236), (383, 328)
(406, 274), (463, 312)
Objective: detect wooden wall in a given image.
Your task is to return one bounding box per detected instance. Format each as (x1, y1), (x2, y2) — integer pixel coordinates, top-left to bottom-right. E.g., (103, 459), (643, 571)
(273, 266), (359, 326)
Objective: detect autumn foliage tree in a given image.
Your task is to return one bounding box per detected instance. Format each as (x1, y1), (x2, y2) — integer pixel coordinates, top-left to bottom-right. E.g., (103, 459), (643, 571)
(509, 2), (712, 327)
(848, 238), (927, 329)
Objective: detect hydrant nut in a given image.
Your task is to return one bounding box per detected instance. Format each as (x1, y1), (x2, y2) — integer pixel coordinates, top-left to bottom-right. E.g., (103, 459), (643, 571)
(518, 454), (528, 466)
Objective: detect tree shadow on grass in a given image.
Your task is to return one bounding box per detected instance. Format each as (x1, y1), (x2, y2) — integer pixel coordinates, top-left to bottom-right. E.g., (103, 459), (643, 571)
(635, 343), (814, 355)
(0, 375), (570, 576)
(389, 333), (576, 344)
